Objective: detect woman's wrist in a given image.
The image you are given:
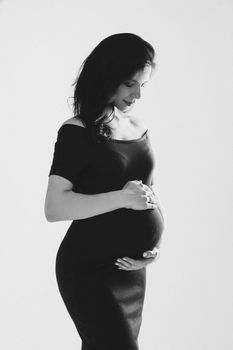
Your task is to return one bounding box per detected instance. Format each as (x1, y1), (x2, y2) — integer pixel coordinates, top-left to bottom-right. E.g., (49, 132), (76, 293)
(118, 189), (131, 209)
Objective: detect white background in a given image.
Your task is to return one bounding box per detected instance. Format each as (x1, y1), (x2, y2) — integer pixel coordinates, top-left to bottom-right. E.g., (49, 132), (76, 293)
(0, 0), (233, 349)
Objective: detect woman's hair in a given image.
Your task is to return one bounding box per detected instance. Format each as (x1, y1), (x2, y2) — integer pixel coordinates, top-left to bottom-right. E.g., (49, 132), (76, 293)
(72, 33), (156, 143)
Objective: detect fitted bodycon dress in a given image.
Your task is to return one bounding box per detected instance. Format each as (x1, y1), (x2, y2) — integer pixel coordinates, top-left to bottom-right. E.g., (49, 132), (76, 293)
(48, 124), (164, 350)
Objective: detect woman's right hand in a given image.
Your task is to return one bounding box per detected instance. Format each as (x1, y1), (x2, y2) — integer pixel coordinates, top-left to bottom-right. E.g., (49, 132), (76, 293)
(122, 180), (159, 210)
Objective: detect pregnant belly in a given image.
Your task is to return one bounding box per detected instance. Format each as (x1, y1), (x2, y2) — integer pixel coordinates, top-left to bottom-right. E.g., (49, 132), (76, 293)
(68, 207), (164, 261)
(113, 207), (164, 256)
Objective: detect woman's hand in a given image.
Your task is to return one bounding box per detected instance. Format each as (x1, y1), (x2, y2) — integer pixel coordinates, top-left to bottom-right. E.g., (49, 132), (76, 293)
(114, 246), (161, 271)
(122, 180), (159, 210)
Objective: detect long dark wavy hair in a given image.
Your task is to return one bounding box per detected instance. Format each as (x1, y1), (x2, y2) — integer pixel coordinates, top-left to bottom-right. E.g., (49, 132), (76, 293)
(72, 33), (156, 144)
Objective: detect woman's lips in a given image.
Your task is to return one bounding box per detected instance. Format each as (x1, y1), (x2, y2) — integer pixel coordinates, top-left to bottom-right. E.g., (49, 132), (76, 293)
(123, 100), (135, 106)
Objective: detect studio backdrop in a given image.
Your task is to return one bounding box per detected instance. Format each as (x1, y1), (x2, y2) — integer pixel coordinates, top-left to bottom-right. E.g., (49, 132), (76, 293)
(0, 1), (233, 349)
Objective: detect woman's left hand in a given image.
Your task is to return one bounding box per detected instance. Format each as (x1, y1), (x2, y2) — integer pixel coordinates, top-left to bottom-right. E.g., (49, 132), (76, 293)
(115, 247), (160, 271)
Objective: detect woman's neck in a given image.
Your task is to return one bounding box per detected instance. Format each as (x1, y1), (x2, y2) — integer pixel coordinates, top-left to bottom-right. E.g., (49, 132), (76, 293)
(106, 106), (130, 124)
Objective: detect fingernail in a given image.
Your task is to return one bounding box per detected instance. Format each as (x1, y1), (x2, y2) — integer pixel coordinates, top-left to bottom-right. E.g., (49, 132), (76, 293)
(143, 253), (148, 257)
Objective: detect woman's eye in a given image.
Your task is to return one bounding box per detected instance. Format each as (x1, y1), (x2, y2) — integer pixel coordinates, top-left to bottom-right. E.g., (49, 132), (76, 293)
(124, 82), (148, 88)
(124, 83), (134, 87)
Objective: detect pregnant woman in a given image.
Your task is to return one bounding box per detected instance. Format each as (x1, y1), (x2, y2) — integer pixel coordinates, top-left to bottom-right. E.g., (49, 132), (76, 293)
(44, 33), (165, 350)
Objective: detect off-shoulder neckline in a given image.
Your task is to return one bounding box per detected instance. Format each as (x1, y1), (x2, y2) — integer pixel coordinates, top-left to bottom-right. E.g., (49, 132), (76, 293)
(60, 123), (148, 143)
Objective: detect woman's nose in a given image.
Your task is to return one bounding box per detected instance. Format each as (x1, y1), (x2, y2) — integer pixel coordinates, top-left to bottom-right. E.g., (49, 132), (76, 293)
(133, 86), (141, 99)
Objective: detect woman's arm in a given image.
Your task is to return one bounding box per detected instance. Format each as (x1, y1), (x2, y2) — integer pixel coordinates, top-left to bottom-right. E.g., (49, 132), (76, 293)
(44, 175), (127, 222)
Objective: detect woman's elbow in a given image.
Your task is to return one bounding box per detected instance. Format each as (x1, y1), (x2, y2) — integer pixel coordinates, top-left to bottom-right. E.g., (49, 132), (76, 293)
(44, 208), (58, 222)
(44, 200), (60, 222)
(45, 213), (58, 222)
(44, 186), (70, 222)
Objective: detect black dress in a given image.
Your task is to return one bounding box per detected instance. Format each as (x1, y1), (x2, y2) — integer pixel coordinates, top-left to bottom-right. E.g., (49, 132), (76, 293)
(48, 124), (164, 350)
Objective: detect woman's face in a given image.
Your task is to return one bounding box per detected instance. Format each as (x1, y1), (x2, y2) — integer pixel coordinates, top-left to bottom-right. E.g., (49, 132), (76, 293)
(109, 65), (152, 112)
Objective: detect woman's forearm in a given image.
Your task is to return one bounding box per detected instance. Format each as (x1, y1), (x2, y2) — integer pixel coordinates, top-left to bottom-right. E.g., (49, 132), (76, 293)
(45, 190), (127, 222)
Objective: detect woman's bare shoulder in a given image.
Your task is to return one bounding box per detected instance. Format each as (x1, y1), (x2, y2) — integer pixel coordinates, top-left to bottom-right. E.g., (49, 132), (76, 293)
(62, 117), (86, 128)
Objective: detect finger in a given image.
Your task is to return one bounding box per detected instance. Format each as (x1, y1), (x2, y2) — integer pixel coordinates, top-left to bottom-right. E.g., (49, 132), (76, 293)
(122, 257), (135, 264)
(142, 251), (151, 258)
(152, 246), (160, 254)
(148, 192), (159, 204)
(142, 186), (154, 198)
(149, 247), (158, 255)
(143, 249), (159, 258)
(142, 192), (159, 207)
(116, 258), (144, 271)
(115, 258), (133, 268)
(148, 248), (160, 261)
(149, 196), (157, 204)
(147, 202), (158, 209)
(118, 265), (131, 270)
(115, 262), (131, 270)
(144, 185), (155, 196)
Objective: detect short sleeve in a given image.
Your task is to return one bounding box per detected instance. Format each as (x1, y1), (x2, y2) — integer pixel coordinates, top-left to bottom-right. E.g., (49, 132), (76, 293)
(48, 125), (90, 185)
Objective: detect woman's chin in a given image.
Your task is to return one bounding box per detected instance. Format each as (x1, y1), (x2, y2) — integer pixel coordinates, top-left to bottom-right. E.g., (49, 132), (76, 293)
(122, 104), (134, 112)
